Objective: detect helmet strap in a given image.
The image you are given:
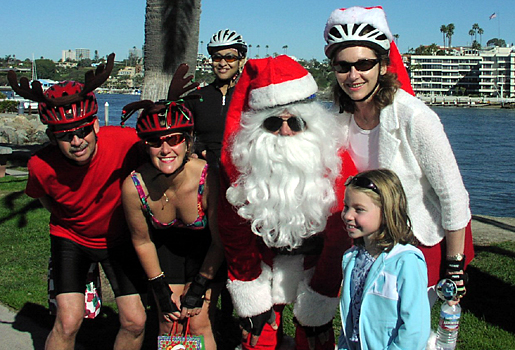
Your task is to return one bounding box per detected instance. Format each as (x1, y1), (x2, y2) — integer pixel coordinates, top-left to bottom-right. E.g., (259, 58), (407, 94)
(351, 79), (380, 103)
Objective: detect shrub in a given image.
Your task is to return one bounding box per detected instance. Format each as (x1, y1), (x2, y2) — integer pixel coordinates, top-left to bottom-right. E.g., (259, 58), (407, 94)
(0, 100), (18, 113)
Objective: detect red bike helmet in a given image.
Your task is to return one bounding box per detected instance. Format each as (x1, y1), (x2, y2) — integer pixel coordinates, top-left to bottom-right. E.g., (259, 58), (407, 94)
(122, 100), (194, 139)
(121, 63), (199, 139)
(38, 81), (98, 125)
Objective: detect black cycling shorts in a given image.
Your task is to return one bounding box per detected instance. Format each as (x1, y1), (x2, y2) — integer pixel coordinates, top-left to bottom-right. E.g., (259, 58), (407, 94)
(50, 235), (147, 297)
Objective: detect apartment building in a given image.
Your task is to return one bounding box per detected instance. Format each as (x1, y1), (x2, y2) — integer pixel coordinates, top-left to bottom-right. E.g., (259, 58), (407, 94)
(408, 46), (515, 97)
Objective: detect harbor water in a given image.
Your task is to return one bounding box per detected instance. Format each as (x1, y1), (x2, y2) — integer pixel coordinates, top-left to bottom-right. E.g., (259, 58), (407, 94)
(96, 94), (515, 218)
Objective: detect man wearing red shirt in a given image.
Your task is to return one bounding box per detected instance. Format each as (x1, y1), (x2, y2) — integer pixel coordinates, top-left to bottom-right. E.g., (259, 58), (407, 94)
(9, 55), (147, 350)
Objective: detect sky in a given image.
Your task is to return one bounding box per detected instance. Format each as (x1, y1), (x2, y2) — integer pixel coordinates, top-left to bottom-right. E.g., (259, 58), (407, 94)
(1, 0), (512, 63)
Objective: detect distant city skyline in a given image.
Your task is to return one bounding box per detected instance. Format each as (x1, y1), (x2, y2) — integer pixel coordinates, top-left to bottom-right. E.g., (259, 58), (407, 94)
(1, 0), (512, 62)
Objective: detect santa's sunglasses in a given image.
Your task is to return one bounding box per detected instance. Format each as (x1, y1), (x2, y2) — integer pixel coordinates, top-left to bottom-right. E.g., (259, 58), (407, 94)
(52, 119), (96, 142)
(345, 176), (380, 194)
(211, 53), (242, 63)
(262, 116), (306, 133)
(332, 59), (379, 74)
(145, 133), (186, 148)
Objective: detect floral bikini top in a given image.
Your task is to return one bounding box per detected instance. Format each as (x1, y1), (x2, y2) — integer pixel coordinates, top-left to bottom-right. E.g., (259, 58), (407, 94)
(130, 164), (208, 230)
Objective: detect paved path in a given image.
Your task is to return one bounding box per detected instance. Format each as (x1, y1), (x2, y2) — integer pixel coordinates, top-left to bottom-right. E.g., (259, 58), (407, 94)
(1, 215), (514, 349)
(0, 303), (47, 350)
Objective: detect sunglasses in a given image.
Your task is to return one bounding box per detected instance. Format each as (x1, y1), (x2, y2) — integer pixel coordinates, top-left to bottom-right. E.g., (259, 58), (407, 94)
(145, 133), (186, 148)
(211, 54), (242, 63)
(52, 119), (96, 142)
(332, 59), (379, 74)
(262, 116), (306, 133)
(345, 176), (380, 194)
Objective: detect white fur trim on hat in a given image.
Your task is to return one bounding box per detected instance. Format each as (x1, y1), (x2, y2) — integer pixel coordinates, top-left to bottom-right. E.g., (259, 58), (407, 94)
(249, 73), (317, 110)
(226, 263), (273, 317)
(293, 273), (339, 326)
(324, 6), (393, 42)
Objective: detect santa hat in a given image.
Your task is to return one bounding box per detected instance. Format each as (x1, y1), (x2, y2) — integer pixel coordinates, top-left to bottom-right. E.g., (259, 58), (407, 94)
(221, 55), (318, 181)
(324, 6), (413, 95)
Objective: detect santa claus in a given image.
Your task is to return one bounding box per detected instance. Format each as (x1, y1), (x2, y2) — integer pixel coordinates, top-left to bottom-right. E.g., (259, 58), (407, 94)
(218, 55), (356, 350)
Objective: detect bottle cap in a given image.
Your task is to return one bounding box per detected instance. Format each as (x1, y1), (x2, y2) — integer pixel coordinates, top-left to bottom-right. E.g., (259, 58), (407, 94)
(436, 278), (458, 301)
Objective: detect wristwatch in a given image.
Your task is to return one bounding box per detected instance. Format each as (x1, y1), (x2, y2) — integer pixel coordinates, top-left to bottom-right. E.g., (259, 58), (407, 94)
(446, 253), (465, 261)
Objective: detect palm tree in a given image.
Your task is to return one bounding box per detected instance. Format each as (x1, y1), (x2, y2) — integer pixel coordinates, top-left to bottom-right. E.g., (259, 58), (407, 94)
(440, 25), (448, 48)
(248, 44), (252, 57)
(472, 23), (480, 41)
(282, 45), (288, 55)
(478, 28), (484, 45)
(142, 0), (201, 101)
(446, 23), (455, 50)
(265, 45), (269, 57)
(468, 29), (475, 45)
(393, 34), (399, 45)
(256, 44), (260, 58)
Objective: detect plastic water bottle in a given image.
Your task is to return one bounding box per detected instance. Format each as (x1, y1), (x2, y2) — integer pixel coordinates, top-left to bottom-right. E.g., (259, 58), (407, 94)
(435, 279), (461, 350)
(435, 302), (461, 349)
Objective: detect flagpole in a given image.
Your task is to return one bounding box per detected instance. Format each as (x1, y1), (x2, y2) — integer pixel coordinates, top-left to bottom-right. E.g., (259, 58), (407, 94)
(497, 11), (500, 39)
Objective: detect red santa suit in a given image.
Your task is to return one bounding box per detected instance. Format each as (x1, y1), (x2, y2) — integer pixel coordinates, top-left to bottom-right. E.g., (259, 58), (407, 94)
(218, 55), (357, 350)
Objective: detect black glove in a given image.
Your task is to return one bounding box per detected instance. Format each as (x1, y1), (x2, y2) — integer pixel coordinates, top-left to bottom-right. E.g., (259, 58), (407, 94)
(182, 273), (211, 309)
(295, 319), (333, 338)
(444, 255), (468, 298)
(293, 318), (333, 350)
(149, 274), (179, 314)
(240, 308), (276, 337)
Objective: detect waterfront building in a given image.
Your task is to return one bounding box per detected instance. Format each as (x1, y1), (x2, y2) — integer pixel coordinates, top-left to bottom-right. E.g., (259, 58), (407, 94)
(129, 47), (143, 60)
(479, 47), (515, 97)
(408, 46), (515, 98)
(75, 48), (90, 60)
(62, 49), (76, 62)
(61, 48), (91, 62)
(195, 53), (212, 73)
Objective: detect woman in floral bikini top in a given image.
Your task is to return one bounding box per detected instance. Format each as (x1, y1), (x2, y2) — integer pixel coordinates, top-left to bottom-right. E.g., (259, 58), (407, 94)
(121, 65), (224, 350)
(130, 164), (208, 230)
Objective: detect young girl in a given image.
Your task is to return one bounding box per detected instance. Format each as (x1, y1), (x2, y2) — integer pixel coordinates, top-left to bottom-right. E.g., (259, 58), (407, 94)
(339, 169), (430, 350)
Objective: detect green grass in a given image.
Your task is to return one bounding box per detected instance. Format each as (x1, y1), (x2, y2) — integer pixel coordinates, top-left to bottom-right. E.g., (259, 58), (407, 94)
(0, 175), (49, 309)
(1, 175), (515, 349)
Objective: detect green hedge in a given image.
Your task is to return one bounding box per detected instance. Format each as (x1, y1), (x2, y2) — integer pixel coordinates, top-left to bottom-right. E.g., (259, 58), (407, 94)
(0, 100), (18, 113)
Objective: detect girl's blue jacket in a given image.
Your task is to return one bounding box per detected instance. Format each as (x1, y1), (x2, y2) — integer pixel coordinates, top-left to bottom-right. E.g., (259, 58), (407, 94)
(338, 244), (431, 350)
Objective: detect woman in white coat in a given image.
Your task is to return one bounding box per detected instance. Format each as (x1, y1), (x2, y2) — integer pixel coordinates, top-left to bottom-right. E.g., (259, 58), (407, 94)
(323, 6), (473, 304)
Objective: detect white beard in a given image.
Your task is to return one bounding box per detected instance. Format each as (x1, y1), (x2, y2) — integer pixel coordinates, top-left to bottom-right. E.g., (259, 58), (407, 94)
(226, 102), (342, 250)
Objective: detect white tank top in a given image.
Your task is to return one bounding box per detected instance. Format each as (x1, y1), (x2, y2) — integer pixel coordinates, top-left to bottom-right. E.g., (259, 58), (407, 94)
(348, 116), (380, 172)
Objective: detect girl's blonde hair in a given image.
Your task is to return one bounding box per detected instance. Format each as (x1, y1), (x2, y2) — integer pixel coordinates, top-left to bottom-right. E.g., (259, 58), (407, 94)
(345, 169), (418, 251)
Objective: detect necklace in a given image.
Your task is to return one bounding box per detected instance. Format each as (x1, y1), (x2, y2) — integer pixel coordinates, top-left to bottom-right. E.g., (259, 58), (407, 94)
(161, 192), (169, 210)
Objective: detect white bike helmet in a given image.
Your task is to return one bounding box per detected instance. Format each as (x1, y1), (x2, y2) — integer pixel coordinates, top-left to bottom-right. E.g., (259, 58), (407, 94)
(207, 29), (248, 56)
(324, 6), (393, 58)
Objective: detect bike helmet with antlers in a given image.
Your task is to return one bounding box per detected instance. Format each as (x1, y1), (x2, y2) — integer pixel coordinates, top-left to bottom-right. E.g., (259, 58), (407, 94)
(207, 29), (247, 56)
(8, 53), (115, 126)
(121, 63), (199, 139)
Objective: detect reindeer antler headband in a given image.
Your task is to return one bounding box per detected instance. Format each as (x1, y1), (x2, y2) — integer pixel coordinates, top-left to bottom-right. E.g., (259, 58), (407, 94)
(121, 63), (200, 128)
(8, 53), (115, 107)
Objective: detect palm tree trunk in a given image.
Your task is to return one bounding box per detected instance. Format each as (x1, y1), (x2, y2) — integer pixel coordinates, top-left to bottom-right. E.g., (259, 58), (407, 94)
(142, 0), (201, 101)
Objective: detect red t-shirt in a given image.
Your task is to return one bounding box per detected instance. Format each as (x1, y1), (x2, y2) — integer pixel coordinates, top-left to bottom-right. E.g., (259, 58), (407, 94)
(26, 126), (144, 249)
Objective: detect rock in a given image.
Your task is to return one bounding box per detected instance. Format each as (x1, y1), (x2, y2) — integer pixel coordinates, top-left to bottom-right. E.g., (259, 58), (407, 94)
(0, 113), (48, 145)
